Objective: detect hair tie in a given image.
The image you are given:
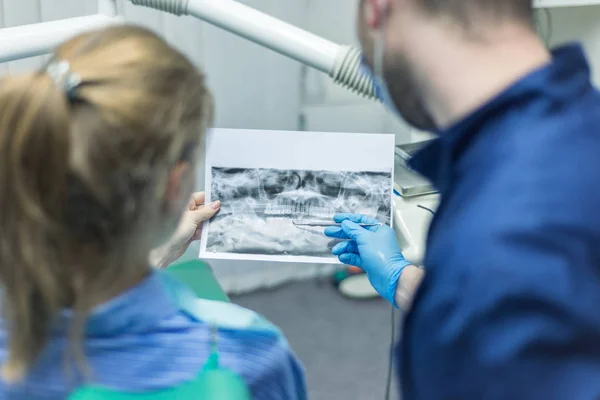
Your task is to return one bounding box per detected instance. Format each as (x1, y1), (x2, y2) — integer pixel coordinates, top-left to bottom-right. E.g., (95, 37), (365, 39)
(46, 60), (82, 100)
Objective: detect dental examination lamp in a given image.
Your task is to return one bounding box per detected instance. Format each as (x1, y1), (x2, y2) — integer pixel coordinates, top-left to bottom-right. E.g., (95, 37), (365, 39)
(0, 0), (377, 101)
(129, 0), (377, 100)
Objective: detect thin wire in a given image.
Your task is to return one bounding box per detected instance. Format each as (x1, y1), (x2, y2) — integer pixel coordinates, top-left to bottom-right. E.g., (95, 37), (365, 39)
(543, 8), (553, 48)
(386, 204), (434, 399)
(534, 8), (553, 48)
(417, 204), (436, 216)
(385, 304), (396, 400)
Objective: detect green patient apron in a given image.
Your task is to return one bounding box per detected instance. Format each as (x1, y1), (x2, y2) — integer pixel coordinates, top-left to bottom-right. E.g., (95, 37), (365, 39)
(68, 261), (251, 400)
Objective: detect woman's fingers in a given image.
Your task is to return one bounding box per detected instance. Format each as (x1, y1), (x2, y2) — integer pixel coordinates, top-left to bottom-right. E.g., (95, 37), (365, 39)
(189, 201), (220, 225)
(189, 192), (206, 210)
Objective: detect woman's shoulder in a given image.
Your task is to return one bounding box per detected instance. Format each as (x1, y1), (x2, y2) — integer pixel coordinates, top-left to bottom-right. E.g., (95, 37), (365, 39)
(158, 270), (279, 333)
(182, 296), (282, 337)
(158, 271), (307, 399)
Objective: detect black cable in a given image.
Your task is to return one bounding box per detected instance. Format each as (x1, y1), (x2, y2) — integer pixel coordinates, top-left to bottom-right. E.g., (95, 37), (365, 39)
(544, 8), (553, 48)
(385, 204), (434, 399)
(417, 204), (436, 216)
(385, 304), (396, 400)
(534, 8), (553, 48)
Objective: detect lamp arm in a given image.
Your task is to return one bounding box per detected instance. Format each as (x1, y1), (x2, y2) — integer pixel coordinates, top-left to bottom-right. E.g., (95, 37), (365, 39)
(129, 0), (378, 100)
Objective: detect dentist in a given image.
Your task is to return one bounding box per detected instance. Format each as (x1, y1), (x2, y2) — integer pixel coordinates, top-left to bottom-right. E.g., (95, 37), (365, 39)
(326, 0), (600, 398)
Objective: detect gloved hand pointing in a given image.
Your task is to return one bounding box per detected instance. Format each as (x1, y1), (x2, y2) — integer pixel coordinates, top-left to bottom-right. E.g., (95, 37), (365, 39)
(325, 214), (411, 307)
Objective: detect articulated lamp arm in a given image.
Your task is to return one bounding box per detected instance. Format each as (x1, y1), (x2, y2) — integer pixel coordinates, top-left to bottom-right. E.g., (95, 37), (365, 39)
(0, 0), (376, 100)
(129, 0), (378, 100)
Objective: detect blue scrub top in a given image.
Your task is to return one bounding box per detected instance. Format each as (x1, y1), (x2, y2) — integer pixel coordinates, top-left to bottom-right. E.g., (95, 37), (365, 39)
(402, 44), (600, 399)
(0, 271), (306, 399)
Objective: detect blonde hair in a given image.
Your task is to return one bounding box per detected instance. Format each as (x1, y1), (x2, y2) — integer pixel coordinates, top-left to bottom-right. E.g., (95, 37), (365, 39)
(0, 25), (212, 382)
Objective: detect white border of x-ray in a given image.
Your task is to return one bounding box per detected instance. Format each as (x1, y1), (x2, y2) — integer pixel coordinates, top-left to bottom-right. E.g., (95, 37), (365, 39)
(199, 128), (396, 264)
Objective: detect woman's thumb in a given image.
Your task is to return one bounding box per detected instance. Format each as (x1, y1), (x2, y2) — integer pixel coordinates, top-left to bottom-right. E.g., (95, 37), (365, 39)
(189, 201), (220, 224)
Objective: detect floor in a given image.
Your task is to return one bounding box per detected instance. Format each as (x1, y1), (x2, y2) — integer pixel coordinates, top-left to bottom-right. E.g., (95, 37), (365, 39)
(233, 278), (401, 400)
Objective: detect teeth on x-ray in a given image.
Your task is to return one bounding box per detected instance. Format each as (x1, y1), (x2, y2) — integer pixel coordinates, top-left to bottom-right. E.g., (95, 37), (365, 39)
(263, 200), (336, 219)
(206, 167), (392, 258)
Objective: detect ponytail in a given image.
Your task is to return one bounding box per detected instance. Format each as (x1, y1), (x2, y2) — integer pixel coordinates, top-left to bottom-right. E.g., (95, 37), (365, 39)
(0, 73), (72, 382)
(0, 24), (212, 383)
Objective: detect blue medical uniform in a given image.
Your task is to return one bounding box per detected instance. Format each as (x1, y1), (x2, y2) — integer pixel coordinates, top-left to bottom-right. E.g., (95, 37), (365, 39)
(0, 271), (306, 399)
(401, 44), (600, 399)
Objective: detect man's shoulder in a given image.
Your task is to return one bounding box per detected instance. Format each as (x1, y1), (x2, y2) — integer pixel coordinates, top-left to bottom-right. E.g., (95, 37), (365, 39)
(508, 88), (600, 165)
(477, 94), (600, 222)
(437, 142), (600, 282)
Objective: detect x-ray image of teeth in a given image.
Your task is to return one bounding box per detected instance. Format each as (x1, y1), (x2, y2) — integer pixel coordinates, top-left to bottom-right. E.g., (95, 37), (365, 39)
(205, 167), (392, 258)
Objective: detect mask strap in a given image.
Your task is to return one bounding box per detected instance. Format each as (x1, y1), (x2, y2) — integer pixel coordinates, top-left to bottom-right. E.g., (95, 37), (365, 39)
(373, 30), (386, 82)
(373, 0), (390, 84)
(371, 22), (401, 115)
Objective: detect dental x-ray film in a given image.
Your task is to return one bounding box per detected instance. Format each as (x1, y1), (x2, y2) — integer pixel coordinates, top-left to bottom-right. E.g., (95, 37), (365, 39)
(200, 129), (395, 264)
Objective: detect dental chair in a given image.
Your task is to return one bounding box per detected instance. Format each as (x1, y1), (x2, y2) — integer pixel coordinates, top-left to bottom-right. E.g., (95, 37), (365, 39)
(68, 260), (251, 400)
(163, 259), (229, 302)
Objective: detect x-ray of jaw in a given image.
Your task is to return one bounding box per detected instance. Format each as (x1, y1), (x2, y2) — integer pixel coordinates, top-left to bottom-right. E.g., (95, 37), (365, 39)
(205, 167), (392, 259)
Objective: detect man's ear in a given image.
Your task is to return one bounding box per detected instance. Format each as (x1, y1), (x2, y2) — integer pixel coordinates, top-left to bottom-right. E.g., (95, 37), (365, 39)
(365, 0), (392, 29)
(164, 162), (191, 214)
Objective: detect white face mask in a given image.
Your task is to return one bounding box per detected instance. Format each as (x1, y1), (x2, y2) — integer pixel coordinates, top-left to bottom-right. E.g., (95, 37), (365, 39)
(359, 5), (438, 131)
(360, 33), (438, 131)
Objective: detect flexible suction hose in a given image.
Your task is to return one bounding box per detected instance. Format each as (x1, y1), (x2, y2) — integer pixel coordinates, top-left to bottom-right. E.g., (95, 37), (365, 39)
(130, 0), (188, 15)
(129, 0), (379, 101)
(332, 45), (378, 100)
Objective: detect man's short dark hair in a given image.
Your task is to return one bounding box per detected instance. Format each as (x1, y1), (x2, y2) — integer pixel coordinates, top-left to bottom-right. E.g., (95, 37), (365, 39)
(416, 0), (533, 26)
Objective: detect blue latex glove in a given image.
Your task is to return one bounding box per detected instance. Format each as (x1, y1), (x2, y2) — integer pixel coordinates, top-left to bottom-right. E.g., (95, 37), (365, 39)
(325, 214), (411, 307)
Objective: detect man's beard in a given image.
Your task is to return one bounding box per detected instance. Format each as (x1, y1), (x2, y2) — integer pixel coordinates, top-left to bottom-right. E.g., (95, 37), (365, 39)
(384, 52), (437, 132)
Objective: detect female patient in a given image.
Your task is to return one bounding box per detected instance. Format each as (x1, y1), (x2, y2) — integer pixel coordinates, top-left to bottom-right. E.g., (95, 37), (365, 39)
(0, 25), (305, 399)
